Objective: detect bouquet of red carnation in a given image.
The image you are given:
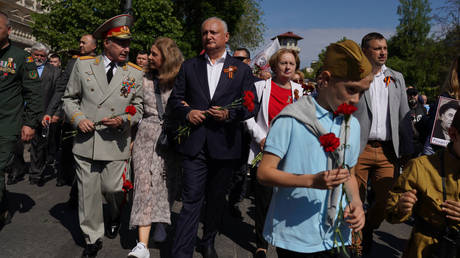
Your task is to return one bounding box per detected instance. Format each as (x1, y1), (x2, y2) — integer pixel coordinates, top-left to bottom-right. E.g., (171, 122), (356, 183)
(93, 105), (137, 126)
(334, 103), (357, 116)
(319, 133), (340, 152)
(319, 103), (360, 257)
(63, 105), (137, 140)
(122, 170), (133, 193)
(175, 90), (255, 143)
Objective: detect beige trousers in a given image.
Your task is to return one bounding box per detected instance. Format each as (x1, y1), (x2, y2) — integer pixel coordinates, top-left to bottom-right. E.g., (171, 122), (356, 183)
(74, 155), (128, 244)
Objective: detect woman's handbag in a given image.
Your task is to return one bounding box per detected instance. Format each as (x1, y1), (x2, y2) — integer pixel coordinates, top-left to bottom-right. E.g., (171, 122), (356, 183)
(154, 81), (170, 156)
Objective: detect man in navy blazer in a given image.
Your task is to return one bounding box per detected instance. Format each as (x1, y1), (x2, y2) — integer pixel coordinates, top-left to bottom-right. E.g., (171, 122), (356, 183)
(168, 17), (258, 258)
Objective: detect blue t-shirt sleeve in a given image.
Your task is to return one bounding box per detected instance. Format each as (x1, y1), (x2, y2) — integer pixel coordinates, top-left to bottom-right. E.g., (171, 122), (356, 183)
(263, 117), (293, 159)
(346, 117), (361, 168)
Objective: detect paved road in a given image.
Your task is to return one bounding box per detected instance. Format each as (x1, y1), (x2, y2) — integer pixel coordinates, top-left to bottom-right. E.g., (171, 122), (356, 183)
(0, 175), (412, 258)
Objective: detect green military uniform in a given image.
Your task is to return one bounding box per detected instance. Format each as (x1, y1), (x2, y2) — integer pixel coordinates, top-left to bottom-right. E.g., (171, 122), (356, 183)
(0, 41), (42, 212)
(62, 55), (143, 244)
(385, 147), (460, 258)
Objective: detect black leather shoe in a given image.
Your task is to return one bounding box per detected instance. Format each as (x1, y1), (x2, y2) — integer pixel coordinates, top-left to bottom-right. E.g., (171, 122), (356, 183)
(105, 221), (120, 239)
(37, 178), (45, 187)
(200, 245), (218, 258)
(81, 239), (102, 258)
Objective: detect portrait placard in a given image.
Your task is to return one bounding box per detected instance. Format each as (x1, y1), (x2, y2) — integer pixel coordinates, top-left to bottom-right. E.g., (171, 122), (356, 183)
(430, 96), (460, 147)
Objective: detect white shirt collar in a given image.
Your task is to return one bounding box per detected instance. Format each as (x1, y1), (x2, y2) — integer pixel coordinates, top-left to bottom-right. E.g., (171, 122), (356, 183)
(102, 54), (115, 67)
(205, 51), (227, 65)
(376, 64), (387, 77)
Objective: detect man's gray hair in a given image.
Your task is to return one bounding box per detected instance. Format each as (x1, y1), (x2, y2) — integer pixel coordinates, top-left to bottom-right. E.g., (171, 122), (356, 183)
(31, 42), (50, 55)
(201, 17), (228, 33)
(0, 11), (10, 27)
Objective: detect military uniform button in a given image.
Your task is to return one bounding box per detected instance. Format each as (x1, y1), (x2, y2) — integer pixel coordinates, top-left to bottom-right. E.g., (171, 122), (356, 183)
(90, 88), (94, 92)
(110, 108), (115, 112)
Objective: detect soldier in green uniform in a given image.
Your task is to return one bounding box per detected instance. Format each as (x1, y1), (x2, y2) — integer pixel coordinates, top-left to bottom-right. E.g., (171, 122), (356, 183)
(0, 11), (42, 227)
(63, 14), (143, 258)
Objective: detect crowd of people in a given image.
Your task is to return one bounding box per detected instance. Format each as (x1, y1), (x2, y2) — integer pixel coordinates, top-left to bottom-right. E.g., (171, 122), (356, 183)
(1, 9), (460, 258)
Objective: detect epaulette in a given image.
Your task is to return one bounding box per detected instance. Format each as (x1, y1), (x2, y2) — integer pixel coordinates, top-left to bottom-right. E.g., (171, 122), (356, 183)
(127, 62), (142, 71)
(79, 56), (96, 60)
(72, 55), (80, 59)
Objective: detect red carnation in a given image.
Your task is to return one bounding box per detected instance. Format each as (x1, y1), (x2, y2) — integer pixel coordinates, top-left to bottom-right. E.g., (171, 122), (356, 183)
(121, 171), (133, 193)
(125, 105), (137, 116)
(123, 180), (133, 192)
(334, 103), (357, 116)
(243, 90), (255, 112)
(319, 133), (340, 152)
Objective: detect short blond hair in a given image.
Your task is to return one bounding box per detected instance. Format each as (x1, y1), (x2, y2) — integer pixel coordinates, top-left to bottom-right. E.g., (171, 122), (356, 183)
(269, 48), (300, 73)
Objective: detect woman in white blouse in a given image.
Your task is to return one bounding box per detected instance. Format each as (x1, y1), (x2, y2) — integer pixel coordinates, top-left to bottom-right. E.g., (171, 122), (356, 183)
(245, 48), (303, 258)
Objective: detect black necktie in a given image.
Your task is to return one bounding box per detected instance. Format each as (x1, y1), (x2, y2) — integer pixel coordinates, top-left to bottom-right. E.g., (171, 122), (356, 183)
(106, 62), (115, 84)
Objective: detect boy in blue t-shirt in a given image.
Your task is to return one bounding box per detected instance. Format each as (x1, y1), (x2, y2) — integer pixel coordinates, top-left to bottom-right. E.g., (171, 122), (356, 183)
(258, 40), (372, 257)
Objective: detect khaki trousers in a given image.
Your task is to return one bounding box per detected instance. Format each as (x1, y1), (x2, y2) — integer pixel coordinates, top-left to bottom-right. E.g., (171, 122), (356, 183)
(74, 155), (128, 244)
(355, 142), (398, 232)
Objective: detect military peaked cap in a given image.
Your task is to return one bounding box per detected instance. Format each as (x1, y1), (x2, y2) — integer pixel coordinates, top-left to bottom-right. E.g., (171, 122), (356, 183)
(93, 14), (134, 40)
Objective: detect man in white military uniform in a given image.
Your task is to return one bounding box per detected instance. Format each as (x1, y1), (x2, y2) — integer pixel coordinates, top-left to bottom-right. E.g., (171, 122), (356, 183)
(62, 14), (143, 258)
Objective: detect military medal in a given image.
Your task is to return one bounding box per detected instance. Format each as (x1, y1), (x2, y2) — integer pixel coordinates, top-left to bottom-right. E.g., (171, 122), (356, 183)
(0, 58), (16, 75)
(120, 77), (135, 97)
(29, 70), (38, 79)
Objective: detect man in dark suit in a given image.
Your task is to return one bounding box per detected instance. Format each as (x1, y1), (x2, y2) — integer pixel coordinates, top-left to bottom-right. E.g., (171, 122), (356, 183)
(169, 17), (258, 258)
(50, 34), (97, 188)
(28, 42), (62, 185)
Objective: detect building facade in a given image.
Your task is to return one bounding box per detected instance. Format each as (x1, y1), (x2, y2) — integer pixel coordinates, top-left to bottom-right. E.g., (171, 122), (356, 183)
(0, 0), (42, 49)
(271, 31), (303, 53)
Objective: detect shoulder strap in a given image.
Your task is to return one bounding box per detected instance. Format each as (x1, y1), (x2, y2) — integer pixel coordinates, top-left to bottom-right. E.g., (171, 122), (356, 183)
(154, 79), (165, 120)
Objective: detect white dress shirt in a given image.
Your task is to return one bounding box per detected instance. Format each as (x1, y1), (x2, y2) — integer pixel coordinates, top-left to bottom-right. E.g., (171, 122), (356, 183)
(369, 64), (391, 141)
(205, 51), (227, 99)
(103, 54), (118, 75)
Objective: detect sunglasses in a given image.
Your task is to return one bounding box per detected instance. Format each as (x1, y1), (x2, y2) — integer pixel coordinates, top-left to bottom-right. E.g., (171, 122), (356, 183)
(233, 56), (248, 62)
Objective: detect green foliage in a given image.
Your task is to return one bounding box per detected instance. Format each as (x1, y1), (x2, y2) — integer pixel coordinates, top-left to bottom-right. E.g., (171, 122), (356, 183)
(391, 0), (431, 57)
(228, 0), (266, 51)
(32, 0), (118, 51)
(172, 0), (264, 58)
(33, 0), (265, 62)
(386, 0), (455, 100)
(32, 0), (183, 60)
(130, 0), (183, 53)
